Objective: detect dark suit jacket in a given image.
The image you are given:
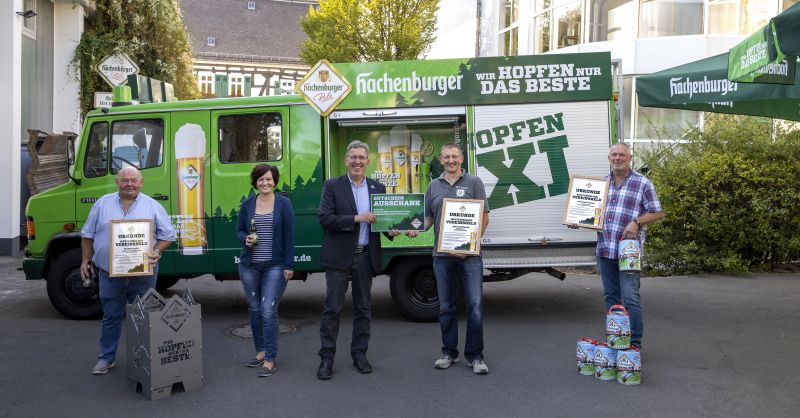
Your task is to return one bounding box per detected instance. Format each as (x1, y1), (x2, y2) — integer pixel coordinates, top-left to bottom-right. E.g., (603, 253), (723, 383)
(318, 175), (386, 273)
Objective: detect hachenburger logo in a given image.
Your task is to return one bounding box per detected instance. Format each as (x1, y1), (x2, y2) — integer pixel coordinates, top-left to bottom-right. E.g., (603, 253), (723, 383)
(669, 76), (738, 99)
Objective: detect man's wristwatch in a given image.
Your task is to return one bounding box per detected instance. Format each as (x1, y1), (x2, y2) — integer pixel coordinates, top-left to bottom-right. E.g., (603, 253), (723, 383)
(633, 218), (641, 227)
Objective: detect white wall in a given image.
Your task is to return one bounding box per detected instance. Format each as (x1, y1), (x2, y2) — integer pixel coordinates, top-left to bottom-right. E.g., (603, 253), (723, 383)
(52, 1), (84, 135)
(1, 0), (23, 254)
(427, 0), (478, 59)
(556, 35), (745, 75)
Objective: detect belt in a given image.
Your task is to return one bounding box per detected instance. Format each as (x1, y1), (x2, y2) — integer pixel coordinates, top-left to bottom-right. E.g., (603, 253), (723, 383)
(354, 246), (369, 253)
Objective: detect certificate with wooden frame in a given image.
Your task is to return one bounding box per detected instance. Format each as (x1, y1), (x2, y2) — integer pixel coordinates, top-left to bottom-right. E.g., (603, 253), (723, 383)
(108, 219), (154, 277)
(437, 198), (484, 255)
(562, 176), (610, 230)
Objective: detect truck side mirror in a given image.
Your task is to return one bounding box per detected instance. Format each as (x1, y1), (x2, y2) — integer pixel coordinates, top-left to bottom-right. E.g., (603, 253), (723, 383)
(67, 135), (76, 166)
(66, 134), (81, 185)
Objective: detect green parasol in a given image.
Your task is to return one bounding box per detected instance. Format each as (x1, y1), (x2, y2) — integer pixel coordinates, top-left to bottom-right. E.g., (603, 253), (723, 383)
(637, 52), (800, 121)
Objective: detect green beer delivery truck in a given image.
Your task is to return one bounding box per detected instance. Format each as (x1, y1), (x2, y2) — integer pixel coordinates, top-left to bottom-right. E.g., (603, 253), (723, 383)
(23, 52), (617, 321)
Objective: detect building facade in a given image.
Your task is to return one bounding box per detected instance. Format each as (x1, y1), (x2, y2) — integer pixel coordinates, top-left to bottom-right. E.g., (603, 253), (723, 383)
(478, 0), (798, 152)
(2, 0), (90, 255)
(181, 0), (316, 98)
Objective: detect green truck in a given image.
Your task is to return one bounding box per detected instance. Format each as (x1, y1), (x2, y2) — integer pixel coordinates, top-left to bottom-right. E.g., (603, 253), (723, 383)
(23, 52), (617, 321)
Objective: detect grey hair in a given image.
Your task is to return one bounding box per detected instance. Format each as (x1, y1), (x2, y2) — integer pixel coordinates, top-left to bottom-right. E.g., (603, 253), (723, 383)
(440, 142), (463, 156)
(116, 165), (142, 179)
(346, 140), (369, 155)
(610, 142), (631, 152)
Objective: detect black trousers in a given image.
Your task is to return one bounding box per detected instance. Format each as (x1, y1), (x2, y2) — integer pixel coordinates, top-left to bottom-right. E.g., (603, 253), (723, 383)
(319, 251), (374, 361)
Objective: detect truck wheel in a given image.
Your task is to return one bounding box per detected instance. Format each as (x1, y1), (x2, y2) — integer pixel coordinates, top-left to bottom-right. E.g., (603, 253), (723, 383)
(390, 258), (439, 322)
(46, 248), (102, 319)
(155, 276), (181, 292)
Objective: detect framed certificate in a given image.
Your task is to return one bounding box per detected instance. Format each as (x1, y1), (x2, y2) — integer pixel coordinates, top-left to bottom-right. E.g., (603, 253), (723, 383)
(562, 176), (610, 230)
(436, 198), (484, 255)
(370, 193), (425, 232)
(109, 219), (154, 277)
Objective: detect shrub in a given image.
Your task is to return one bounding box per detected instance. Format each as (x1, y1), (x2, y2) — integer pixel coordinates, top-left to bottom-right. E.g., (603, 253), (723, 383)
(641, 116), (800, 274)
(72, 0), (199, 120)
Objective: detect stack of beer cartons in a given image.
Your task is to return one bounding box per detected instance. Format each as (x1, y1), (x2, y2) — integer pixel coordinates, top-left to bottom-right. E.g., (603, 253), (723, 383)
(575, 305), (641, 385)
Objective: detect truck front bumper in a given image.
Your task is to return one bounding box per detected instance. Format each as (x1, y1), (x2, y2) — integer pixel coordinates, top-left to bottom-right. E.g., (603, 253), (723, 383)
(22, 257), (45, 280)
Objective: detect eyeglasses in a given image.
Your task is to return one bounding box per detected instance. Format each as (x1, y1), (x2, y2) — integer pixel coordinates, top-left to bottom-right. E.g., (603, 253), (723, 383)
(347, 155), (368, 161)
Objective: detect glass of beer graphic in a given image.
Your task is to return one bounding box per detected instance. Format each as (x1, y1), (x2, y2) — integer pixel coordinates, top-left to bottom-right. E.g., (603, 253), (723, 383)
(390, 125), (410, 194)
(175, 123), (207, 255)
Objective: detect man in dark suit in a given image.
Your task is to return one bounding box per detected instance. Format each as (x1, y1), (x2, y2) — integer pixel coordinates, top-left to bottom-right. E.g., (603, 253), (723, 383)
(317, 140), (400, 380)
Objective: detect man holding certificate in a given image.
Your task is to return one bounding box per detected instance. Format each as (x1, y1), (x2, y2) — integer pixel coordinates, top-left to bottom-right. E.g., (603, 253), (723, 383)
(420, 143), (490, 375)
(80, 166), (174, 375)
(569, 143), (663, 349)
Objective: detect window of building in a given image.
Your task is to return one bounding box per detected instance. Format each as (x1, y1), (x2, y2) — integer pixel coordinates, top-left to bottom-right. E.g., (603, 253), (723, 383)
(199, 74), (214, 97)
(498, 0), (520, 56)
(708, 0), (773, 34)
(84, 122), (109, 178)
(247, 1), (256, 10)
(533, 0), (582, 53)
(639, 0), (703, 38)
(589, 0), (635, 42)
(230, 76), (244, 97)
(708, 0), (739, 33)
(21, 0), (36, 39)
(110, 119), (165, 173)
(207, 37), (216, 47)
(635, 104), (700, 140)
(534, 11), (551, 53)
(218, 113), (283, 163)
(739, 0), (772, 32)
(555, 2), (582, 48)
(279, 79), (295, 95)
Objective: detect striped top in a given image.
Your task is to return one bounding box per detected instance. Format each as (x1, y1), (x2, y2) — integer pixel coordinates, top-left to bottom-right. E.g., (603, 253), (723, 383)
(251, 213), (274, 262)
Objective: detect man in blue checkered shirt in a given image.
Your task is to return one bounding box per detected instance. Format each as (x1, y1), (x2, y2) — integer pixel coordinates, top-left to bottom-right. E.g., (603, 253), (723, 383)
(572, 143), (663, 348)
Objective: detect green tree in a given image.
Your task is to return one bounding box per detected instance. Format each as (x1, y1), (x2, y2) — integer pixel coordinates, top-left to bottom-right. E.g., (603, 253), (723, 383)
(72, 0), (199, 119)
(300, 0), (439, 64)
(641, 115), (800, 274)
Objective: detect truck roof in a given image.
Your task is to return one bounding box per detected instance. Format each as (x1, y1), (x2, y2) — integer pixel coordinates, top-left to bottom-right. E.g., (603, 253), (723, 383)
(88, 94), (309, 117)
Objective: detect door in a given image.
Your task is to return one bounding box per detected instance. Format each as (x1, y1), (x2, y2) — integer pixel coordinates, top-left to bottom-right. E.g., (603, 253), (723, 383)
(210, 106), (290, 273)
(76, 113), (173, 272)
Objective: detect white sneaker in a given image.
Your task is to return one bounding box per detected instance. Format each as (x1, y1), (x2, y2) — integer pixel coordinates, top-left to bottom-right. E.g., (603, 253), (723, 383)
(434, 354), (459, 369)
(468, 359), (489, 375)
(92, 359), (115, 375)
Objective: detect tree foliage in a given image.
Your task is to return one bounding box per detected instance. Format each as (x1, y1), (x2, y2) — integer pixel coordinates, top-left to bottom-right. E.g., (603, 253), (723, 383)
(299, 0), (439, 64)
(72, 0), (199, 119)
(641, 116), (800, 274)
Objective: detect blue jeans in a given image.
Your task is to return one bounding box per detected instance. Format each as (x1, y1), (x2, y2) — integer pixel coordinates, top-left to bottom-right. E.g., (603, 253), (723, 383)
(239, 263), (287, 360)
(98, 270), (156, 362)
(597, 256), (643, 346)
(432, 255), (484, 362)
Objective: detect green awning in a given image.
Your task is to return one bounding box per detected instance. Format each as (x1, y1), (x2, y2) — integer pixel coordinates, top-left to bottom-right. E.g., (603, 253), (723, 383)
(637, 52), (800, 121)
(728, 3), (800, 83)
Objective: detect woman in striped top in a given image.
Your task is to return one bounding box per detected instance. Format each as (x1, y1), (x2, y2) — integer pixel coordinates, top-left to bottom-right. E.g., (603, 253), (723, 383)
(236, 164), (295, 378)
